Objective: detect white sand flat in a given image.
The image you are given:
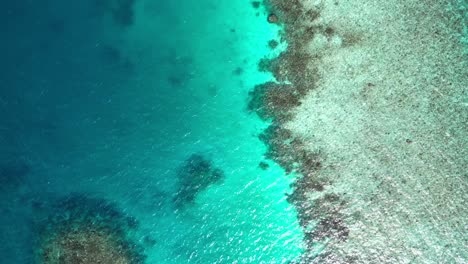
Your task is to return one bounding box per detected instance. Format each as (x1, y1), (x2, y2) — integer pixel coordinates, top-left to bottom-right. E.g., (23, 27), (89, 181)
(287, 0), (467, 262)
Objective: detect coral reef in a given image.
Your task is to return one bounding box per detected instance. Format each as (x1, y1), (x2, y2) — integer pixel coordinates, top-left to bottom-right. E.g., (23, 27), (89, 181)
(35, 194), (145, 264)
(248, 82), (301, 122)
(256, 0), (468, 262)
(258, 161), (270, 170)
(173, 154), (225, 208)
(249, 0), (350, 261)
(251, 1), (261, 9)
(267, 14), (279, 23)
(268, 39), (279, 49)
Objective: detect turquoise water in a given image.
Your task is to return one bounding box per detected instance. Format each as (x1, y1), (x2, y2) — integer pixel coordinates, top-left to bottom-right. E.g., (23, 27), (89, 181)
(0, 0), (303, 263)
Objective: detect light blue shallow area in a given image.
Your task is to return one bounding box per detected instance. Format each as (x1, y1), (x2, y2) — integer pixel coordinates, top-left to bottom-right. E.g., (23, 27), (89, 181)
(0, 0), (303, 263)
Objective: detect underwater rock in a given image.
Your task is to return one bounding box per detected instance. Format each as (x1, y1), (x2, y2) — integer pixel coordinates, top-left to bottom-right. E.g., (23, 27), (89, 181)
(253, 1), (352, 261)
(267, 13), (279, 23)
(268, 39), (279, 49)
(173, 154), (225, 207)
(248, 82), (301, 122)
(258, 161), (270, 170)
(35, 194), (145, 264)
(251, 1), (261, 9)
(39, 228), (134, 264)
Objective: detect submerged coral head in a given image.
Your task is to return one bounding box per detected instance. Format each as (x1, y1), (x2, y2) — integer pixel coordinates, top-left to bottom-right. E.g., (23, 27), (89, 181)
(173, 154), (225, 207)
(267, 13), (278, 23)
(36, 194), (145, 264)
(40, 227), (135, 264)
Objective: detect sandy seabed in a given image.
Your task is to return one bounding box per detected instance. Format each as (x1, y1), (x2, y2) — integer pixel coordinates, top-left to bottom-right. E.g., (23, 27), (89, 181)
(262, 0), (467, 263)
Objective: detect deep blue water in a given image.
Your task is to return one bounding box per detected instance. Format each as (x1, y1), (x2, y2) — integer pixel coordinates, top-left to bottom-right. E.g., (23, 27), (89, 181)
(0, 0), (303, 263)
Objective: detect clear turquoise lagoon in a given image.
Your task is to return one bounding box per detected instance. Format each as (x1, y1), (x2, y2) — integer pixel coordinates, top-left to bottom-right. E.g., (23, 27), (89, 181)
(0, 0), (303, 263)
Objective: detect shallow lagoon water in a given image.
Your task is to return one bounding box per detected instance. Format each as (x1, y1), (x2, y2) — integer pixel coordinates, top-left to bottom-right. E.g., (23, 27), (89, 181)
(0, 0), (303, 263)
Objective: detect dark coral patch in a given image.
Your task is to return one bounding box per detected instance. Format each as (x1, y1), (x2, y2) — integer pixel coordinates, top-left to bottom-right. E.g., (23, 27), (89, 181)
(258, 125), (321, 177)
(251, 1), (261, 9)
(233, 67), (244, 76)
(95, 0), (136, 27)
(258, 125), (295, 172)
(265, 0), (304, 27)
(35, 194), (145, 264)
(108, 0), (135, 27)
(257, 0), (352, 261)
(268, 39), (279, 49)
(267, 13), (279, 23)
(0, 160), (30, 191)
(302, 193), (349, 243)
(173, 154), (225, 208)
(259, 161), (270, 170)
(39, 228), (137, 264)
(248, 82), (301, 122)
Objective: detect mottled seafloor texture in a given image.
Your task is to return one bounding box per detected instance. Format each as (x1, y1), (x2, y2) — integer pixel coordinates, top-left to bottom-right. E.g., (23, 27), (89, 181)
(1, 0), (467, 263)
(258, 0), (467, 263)
(0, 0), (305, 263)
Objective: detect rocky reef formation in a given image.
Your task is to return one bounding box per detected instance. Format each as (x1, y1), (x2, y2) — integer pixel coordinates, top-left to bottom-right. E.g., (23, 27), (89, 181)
(173, 154), (225, 208)
(35, 194), (145, 264)
(248, 1), (349, 261)
(253, 0), (467, 262)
